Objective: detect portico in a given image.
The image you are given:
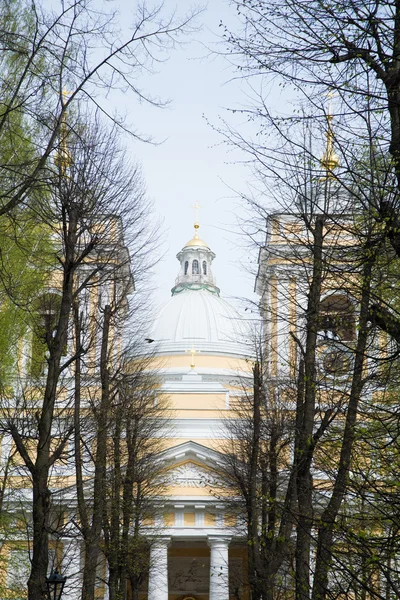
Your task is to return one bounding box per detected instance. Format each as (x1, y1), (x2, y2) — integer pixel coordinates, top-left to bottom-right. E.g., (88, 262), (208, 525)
(147, 537), (243, 600)
(144, 442), (242, 600)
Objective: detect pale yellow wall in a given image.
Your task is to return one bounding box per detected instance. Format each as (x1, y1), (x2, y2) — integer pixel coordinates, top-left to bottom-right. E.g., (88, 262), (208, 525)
(166, 485), (215, 496)
(204, 513), (216, 526)
(169, 409), (233, 418)
(184, 513), (195, 526)
(169, 393), (226, 410)
(155, 354), (249, 371)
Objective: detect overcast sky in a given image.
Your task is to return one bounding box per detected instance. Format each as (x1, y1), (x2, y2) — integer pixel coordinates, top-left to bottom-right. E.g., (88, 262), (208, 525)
(100, 0), (286, 312)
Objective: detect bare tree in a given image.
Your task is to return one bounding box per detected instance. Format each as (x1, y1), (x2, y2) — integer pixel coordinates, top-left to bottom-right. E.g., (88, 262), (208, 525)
(215, 9), (400, 591)
(102, 365), (168, 600)
(0, 0), (197, 217)
(221, 0), (400, 340)
(0, 115), (157, 600)
(218, 349), (296, 600)
(213, 104), (397, 597)
(65, 116), (166, 600)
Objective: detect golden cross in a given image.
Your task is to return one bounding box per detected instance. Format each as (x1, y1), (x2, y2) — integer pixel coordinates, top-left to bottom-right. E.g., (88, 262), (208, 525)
(62, 88), (71, 105)
(320, 89), (339, 178)
(192, 201), (202, 231)
(186, 346), (200, 369)
(327, 89), (336, 117)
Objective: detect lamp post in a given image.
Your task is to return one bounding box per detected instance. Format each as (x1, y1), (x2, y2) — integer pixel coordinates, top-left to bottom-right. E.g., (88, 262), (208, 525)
(46, 569), (67, 600)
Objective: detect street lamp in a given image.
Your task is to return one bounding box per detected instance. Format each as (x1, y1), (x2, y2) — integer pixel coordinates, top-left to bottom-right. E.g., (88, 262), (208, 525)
(46, 569), (67, 600)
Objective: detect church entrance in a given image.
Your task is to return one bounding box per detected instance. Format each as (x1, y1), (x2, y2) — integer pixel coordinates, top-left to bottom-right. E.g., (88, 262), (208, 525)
(146, 538), (247, 600)
(169, 540), (210, 600)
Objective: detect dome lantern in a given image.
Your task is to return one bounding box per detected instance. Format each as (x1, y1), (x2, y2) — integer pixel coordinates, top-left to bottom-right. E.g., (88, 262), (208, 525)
(149, 207), (250, 359)
(172, 213), (220, 296)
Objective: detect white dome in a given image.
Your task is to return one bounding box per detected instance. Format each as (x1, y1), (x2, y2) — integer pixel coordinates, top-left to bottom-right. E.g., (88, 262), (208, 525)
(151, 289), (250, 357)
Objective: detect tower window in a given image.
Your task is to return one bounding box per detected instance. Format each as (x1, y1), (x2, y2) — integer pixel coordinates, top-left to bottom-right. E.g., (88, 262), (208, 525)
(184, 261), (189, 275)
(192, 260), (199, 275)
(318, 294), (355, 341)
(202, 261), (207, 275)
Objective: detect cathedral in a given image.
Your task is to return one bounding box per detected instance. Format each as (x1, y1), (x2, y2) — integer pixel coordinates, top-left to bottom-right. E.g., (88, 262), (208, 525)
(0, 209), (254, 600)
(1, 94), (387, 600)
(143, 219), (252, 600)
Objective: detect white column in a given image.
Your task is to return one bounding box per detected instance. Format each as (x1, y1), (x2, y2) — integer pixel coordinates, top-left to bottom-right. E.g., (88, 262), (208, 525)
(148, 537), (170, 600)
(208, 536), (231, 600)
(62, 539), (82, 600)
(103, 562), (109, 600)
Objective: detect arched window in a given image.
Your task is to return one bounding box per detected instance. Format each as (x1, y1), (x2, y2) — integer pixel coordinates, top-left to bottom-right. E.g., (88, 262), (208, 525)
(202, 261), (207, 275)
(319, 294), (355, 341)
(192, 259), (199, 275)
(184, 261), (189, 275)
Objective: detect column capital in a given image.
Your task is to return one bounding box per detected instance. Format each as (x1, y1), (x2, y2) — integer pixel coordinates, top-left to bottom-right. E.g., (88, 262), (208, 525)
(150, 536), (171, 548)
(207, 535), (231, 548)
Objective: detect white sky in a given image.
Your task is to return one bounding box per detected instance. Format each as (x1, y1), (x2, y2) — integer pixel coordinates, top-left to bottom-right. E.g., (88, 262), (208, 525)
(104, 0), (269, 312)
(87, 0), (290, 313)
(42, 0), (296, 311)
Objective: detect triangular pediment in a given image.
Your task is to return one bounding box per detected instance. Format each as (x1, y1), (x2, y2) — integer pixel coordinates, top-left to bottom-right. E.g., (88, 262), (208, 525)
(157, 440), (225, 470)
(156, 441), (224, 491)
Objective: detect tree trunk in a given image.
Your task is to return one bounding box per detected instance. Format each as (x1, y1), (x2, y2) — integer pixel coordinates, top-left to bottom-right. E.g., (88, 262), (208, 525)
(129, 575), (140, 600)
(311, 258), (373, 600)
(108, 566), (119, 600)
(82, 304), (111, 600)
(27, 473), (51, 600)
(26, 210), (78, 600)
(247, 362), (262, 600)
(106, 411), (122, 600)
(262, 422), (279, 600)
(295, 215), (324, 600)
(118, 418), (137, 600)
(74, 302), (89, 538)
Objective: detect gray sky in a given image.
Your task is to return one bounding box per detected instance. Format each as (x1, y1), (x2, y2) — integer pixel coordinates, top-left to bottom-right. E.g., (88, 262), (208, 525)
(110, 0), (265, 311)
(74, 0), (292, 314)
(44, 0), (292, 310)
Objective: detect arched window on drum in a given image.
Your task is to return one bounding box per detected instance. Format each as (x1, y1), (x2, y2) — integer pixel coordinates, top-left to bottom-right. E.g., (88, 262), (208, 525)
(318, 294), (355, 341)
(184, 261), (189, 275)
(202, 261), (207, 275)
(192, 259), (199, 275)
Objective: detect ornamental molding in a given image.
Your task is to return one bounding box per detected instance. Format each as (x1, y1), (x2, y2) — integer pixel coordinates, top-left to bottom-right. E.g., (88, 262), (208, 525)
(169, 462), (210, 488)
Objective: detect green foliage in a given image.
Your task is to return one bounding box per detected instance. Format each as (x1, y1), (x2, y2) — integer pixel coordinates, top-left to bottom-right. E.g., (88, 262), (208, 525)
(0, 214), (52, 384)
(0, 0), (54, 384)
(0, 0), (46, 212)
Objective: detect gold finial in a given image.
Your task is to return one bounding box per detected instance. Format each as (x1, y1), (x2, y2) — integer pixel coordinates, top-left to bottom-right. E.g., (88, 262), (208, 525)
(186, 346), (200, 369)
(320, 91), (339, 178)
(184, 201), (208, 247)
(193, 201), (202, 234)
(55, 89), (72, 175)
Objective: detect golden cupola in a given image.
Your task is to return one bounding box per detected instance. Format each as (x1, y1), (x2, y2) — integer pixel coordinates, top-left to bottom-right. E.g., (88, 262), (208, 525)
(172, 215), (219, 296)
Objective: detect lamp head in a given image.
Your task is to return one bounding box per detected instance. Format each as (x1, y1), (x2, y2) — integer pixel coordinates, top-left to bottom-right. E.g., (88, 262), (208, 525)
(46, 569), (67, 600)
